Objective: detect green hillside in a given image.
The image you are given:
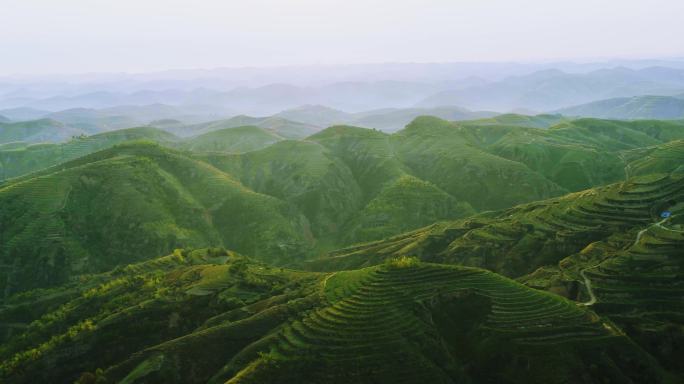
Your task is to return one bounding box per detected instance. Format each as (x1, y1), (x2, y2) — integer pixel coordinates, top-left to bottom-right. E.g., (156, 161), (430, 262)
(0, 127), (179, 180)
(308, 170), (684, 380)
(2, 115), (684, 383)
(342, 175), (474, 243)
(0, 119), (83, 144)
(0, 142), (311, 294)
(181, 126), (284, 153)
(460, 113), (568, 128)
(171, 116), (321, 140)
(0, 251), (666, 384)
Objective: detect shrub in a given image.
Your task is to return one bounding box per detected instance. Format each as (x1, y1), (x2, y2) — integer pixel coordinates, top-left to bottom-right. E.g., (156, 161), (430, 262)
(385, 256), (420, 269)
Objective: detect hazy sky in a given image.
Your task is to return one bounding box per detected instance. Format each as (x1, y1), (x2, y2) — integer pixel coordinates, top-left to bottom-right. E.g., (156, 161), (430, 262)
(1, 0), (683, 74)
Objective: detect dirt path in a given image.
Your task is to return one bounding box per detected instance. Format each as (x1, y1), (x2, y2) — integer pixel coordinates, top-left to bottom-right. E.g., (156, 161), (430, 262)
(578, 217), (669, 306)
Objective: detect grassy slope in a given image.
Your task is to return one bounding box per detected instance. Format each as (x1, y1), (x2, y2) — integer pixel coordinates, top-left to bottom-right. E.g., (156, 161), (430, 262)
(460, 113), (568, 128)
(171, 116), (321, 140)
(0, 142), (311, 294)
(0, 252), (665, 384)
(309, 170), (684, 380)
(0, 119), (83, 144)
(181, 126), (284, 153)
(341, 175), (475, 243)
(0, 127), (179, 180)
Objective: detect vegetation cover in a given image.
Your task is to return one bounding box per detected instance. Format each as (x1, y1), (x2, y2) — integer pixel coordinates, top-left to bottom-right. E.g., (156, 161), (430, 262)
(1, 114), (684, 383)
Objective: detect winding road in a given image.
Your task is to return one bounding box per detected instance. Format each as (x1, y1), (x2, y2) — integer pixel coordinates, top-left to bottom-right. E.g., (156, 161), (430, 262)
(578, 217), (673, 307)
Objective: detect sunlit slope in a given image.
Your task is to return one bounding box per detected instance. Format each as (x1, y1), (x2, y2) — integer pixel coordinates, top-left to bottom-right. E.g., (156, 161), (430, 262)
(0, 253), (663, 384)
(0, 142), (311, 293)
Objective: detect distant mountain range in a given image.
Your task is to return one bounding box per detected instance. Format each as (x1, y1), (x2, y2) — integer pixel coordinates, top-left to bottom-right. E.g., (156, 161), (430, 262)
(4, 65), (684, 115)
(418, 67), (684, 111)
(275, 104), (497, 131)
(555, 95), (684, 120)
(0, 118), (84, 144)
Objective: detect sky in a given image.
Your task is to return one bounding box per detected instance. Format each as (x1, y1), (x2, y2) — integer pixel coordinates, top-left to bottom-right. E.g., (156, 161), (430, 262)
(1, 0), (683, 75)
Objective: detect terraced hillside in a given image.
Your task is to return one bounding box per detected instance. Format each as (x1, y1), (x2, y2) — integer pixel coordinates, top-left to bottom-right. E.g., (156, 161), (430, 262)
(0, 142), (311, 294)
(311, 172), (683, 276)
(309, 172), (684, 379)
(0, 253), (666, 384)
(548, 176), (684, 373)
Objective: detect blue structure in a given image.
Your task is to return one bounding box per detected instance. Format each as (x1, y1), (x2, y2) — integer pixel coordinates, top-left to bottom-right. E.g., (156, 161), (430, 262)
(661, 211), (672, 219)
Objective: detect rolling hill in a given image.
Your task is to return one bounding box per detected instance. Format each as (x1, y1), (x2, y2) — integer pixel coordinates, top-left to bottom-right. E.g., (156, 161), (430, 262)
(169, 115), (321, 139)
(459, 113), (568, 128)
(0, 127), (179, 180)
(555, 95), (684, 120)
(418, 67), (684, 111)
(181, 126), (284, 153)
(307, 168), (684, 380)
(0, 108), (50, 122)
(0, 142), (312, 294)
(0, 119), (84, 144)
(2, 114), (684, 383)
(0, 250), (667, 384)
(276, 104), (498, 132)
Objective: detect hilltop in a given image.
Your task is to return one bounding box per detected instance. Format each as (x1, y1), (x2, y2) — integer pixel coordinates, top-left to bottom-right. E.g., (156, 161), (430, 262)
(167, 115), (321, 139)
(0, 142), (312, 293)
(181, 126), (284, 153)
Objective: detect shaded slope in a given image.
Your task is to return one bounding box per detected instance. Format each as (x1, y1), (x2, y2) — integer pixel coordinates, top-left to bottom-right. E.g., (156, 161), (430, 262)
(342, 175), (475, 243)
(200, 140), (363, 241)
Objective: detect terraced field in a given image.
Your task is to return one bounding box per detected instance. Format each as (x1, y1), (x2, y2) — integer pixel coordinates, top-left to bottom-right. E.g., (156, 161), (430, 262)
(311, 173), (684, 277)
(222, 262), (659, 383)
